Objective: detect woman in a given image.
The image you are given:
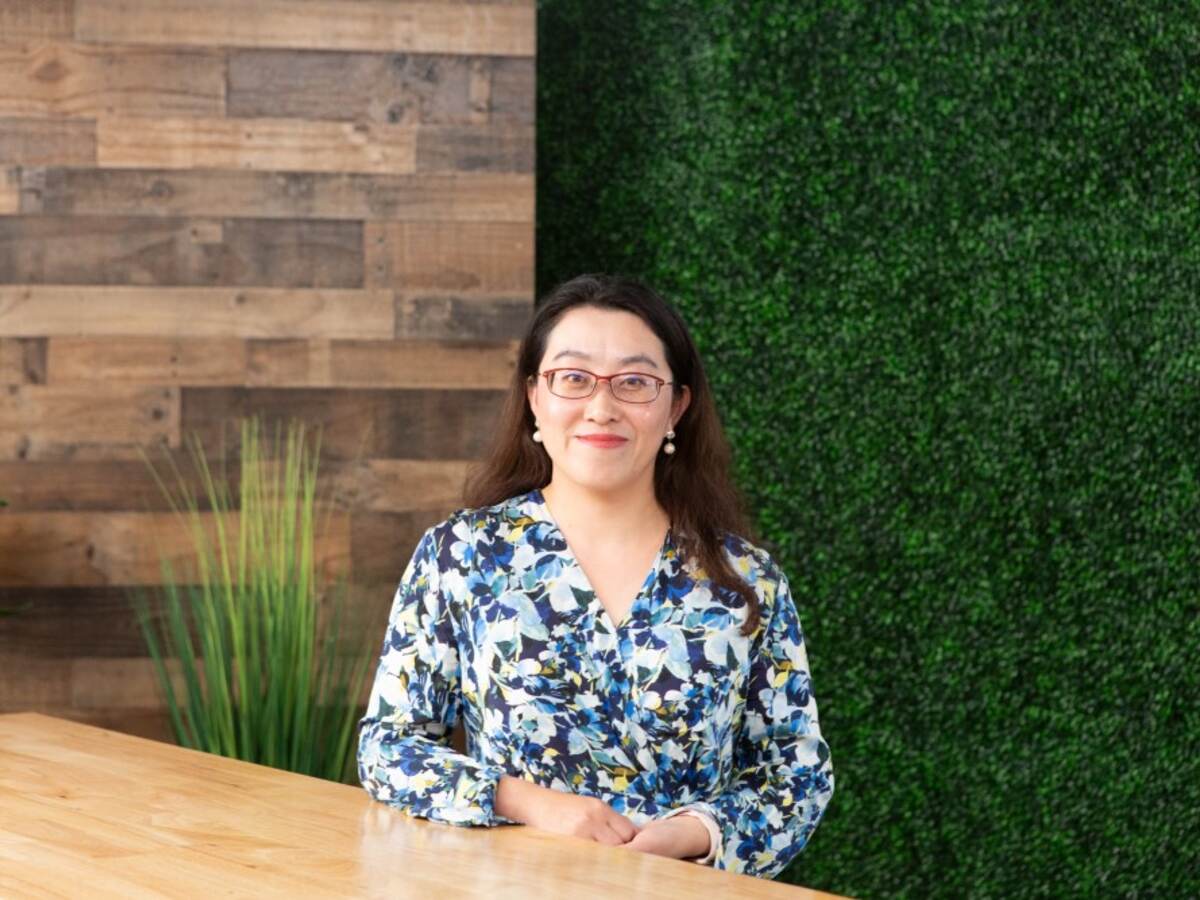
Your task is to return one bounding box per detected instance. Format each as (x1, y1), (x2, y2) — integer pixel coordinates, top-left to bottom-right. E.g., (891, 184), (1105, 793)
(357, 274), (834, 879)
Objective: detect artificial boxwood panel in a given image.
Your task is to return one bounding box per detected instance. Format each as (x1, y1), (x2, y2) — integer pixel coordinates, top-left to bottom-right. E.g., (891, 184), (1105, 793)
(537, 2), (1199, 897)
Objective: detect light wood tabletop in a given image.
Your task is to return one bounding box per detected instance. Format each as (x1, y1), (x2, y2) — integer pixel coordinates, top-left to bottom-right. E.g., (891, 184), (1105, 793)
(0, 713), (845, 898)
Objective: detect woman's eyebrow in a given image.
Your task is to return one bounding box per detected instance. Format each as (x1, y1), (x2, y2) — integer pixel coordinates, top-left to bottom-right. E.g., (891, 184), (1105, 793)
(550, 349), (661, 370)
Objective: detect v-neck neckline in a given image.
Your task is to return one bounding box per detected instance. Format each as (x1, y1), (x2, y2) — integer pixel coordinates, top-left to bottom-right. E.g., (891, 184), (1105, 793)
(528, 487), (670, 633)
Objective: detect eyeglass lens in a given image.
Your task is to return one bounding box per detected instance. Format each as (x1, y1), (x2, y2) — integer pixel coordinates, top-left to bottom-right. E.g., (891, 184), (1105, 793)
(549, 369), (659, 402)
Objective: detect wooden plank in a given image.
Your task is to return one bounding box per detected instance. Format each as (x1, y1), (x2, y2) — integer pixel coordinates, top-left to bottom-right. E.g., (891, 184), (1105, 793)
(0, 576), (411, 661)
(96, 116), (417, 175)
(60, 708), (174, 743)
(0, 457), (475, 514)
(71, 658), (191, 710)
(0, 337), (45, 384)
(0, 217), (363, 287)
(248, 338), (517, 388)
(182, 387), (504, 461)
(0, 384), (179, 460)
(228, 50), (483, 125)
(47, 336), (515, 388)
(0, 452), (234, 512)
(75, 0), (535, 57)
(0, 117), (94, 166)
(0, 42), (224, 118)
(0, 286), (395, 339)
(490, 57), (535, 125)
(0, 588), (150, 659)
(0, 168), (17, 213)
(329, 458), (475, 513)
(395, 294), (532, 341)
(0, 1), (73, 41)
(365, 221), (532, 291)
(468, 58), (491, 125)
(48, 336), (246, 384)
(351, 510), (448, 583)
(416, 123), (534, 172)
(0, 658), (69, 708)
(0, 509), (352, 587)
(30, 168), (534, 221)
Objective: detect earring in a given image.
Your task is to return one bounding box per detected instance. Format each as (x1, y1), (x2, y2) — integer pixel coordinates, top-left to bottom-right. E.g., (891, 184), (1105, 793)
(532, 420), (542, 443)
(663, 429), (675, 455)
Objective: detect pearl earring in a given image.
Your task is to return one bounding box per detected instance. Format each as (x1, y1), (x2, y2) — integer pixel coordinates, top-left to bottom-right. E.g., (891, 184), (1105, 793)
(663, 429), (675, 455)
(532, 420), (542, 443)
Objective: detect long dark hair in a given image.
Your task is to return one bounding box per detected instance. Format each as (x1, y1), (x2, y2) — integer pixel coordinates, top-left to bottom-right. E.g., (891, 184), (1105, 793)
(463, 274), (762, 637)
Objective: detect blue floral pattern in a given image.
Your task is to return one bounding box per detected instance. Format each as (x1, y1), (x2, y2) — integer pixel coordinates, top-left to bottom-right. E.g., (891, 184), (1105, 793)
(357, 488), (834, 879)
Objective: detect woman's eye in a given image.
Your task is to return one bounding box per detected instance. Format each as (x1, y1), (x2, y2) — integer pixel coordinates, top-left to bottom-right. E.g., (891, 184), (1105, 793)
(563, 372), (586, 383)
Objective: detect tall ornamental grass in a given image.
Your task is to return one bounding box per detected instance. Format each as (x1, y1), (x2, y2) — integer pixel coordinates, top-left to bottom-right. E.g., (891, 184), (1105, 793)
(131, 416), (373, 784)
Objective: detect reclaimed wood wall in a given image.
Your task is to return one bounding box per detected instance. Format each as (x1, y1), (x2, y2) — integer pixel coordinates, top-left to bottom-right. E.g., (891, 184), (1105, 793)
(0, 0), (535, 740)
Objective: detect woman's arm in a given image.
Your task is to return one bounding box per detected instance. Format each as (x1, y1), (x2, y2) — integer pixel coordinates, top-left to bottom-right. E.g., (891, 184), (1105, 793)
(670, 568), (835, 879)
(357, 524), (514, 827)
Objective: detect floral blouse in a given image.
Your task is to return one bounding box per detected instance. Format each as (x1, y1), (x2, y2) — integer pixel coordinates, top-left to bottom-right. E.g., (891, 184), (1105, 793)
(356, 488), (834, 880)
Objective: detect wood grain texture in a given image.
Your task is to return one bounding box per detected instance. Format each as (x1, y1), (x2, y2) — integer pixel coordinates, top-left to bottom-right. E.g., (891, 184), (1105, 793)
(75, 0), (536, 56)
(48, 335), (247, 384)
(0, 457), (475, 513)
(365, 221), (533, 291)
(0, 1), (73, 41)
(0, 384), (178, 460)
(0, 453), (236, 512)
(245, 338), (518, 388)
(0, 117), (94, 166)
(0, 714), (842, 898)
(0, 42), (224, 118)
(97, 116), (418, 175)
(490, 57), (535, 125)
(0, 510), (351, 587)
(228, 50), (498, 125)
(46, 335), (516, 387)
(0, 588), (152, 658)
(0, 216), (363, 287)
(0, 285), (395, 339)
(416, 123), (534, 172)
(27, 167), (534, 221)
(0, 337), (45, 383)
(0, 168), (17, 213)
(1, 0), (535, 733)
(351, 509), (447, 583)
(0, 576), (395, 663)
(395, 293), (533, 341)
(182, 386), (505, 461)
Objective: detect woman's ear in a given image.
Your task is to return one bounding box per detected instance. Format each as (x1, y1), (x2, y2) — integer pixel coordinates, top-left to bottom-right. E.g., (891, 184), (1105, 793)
(671, 385), (692, 427)
(525, 375), (538, 414)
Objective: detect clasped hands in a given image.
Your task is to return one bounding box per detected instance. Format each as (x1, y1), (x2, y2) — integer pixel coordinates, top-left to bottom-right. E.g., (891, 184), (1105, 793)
(526, 790), (710, 861)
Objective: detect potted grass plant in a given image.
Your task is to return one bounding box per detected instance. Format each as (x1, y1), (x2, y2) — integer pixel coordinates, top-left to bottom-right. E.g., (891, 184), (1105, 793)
(130, 415), (374, 784)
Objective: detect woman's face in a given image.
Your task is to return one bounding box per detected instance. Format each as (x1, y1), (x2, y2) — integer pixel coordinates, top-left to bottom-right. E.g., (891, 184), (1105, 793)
(526, 306), (691, 496)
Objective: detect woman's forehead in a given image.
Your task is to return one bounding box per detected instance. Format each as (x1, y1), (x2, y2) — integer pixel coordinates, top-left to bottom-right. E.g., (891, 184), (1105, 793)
(543, 307), (666, 367)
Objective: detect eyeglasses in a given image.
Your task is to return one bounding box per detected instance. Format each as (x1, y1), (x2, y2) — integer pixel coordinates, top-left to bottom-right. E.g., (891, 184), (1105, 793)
(535, 367), (675, 403)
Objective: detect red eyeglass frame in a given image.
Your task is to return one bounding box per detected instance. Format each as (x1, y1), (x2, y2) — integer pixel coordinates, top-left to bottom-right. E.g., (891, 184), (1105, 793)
(533, 367), (676, 403)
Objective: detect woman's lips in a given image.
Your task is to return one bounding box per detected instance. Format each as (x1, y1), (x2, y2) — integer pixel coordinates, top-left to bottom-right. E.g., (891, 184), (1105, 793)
(577, 435), (628, 448)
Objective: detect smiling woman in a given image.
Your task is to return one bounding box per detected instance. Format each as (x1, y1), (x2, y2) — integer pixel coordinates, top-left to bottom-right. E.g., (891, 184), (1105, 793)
(355, 274), (834, 879)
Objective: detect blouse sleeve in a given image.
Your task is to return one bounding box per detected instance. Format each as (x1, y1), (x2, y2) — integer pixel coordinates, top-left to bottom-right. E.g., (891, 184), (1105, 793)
(668, 566), (835, 879)
(356, 523), (515, 827)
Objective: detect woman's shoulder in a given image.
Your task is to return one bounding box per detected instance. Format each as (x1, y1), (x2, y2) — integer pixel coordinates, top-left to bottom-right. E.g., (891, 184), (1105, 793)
(708, 530), (793, 612)
(715, 530), (783, 577)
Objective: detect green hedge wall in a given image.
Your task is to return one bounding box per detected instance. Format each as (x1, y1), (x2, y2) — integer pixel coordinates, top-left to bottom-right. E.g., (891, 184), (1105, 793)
(537, 2), (1200, 897)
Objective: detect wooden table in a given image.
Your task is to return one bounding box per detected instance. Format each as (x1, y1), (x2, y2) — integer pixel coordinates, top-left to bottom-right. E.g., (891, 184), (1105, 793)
(0, 713), (844, 898)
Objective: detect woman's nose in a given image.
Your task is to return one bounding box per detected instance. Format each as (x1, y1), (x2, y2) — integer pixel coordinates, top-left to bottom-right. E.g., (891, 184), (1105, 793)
(585, 380), (621, 417)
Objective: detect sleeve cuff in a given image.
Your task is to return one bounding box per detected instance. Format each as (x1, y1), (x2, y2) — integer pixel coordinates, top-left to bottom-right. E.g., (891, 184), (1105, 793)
(658, 807), (721, 865)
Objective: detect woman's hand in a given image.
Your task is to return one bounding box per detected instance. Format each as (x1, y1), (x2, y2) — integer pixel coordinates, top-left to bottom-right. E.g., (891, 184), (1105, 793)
(497, 775), (640, 846)
(620, 815), (711, 860)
